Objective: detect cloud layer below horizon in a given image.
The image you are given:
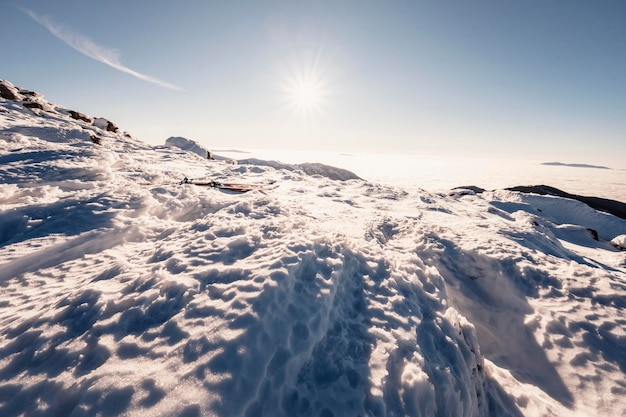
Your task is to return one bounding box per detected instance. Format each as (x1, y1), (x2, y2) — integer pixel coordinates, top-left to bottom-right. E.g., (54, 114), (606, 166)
(23, 8), (181, 91)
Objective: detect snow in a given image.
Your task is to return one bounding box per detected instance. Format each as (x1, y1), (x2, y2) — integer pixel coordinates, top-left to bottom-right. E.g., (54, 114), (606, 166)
(613, 235), (626, 250)
(214, 149), (626, 203)
(165, 137), (361, 182)
(165, 136), (211, 159)
(1, 83), (626, 416)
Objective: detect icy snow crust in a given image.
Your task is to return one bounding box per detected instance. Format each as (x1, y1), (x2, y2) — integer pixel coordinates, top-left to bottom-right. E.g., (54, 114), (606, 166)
(1, 91), (626, 417)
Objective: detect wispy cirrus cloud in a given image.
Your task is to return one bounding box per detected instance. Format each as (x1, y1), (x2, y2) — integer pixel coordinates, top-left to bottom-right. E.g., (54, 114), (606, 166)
(22, 8), (181, 91)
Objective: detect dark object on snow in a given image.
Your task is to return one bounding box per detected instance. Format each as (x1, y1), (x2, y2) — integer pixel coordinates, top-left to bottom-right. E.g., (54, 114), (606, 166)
(506, 185), (626, 221)
(0, 80), (19, 100)
(94, 117), (119, 133)
(181, 177), (273, 193)
(23, 101), (44, 110)
(20, 90), (38, 98)
(106, 121), (119, 132)
(90, 134), (102, 145)
(451, 186), (486, 194)
(586, 228), (599, 241)
(69, 110), (93, 123)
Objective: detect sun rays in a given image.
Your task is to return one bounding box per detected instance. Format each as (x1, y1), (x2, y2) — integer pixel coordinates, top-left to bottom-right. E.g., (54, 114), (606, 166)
(288, 77), (326, 114)
(277, 48), (333, 120)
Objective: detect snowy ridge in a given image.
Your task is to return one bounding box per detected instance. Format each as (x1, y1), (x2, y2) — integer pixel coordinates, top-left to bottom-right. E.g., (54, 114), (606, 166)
(540, 162), (610, 170)
(237, 157), (362, 181)
(164, 135), (362, 182)
(164, 136), (211, 159)
(1, 82), (626, 416)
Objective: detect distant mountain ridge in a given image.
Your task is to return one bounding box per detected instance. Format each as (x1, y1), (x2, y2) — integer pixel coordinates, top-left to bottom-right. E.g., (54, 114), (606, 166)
(541, 161), (610, 169)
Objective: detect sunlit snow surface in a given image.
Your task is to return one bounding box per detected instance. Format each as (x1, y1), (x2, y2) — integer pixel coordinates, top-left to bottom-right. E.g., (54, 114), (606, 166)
(216, 148), (626, 202)
(1, 99), (626, 417)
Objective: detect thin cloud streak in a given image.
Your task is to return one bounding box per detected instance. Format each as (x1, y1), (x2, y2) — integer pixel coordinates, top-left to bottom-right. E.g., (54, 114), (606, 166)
(22, 8), (181, 91)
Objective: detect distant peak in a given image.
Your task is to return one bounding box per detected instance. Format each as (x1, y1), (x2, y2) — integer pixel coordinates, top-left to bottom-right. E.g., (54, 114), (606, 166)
(541, 162), (610, 170)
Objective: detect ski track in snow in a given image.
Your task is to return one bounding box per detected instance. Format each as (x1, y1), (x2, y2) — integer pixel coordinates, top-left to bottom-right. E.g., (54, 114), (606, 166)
(1, 88), (626, 416)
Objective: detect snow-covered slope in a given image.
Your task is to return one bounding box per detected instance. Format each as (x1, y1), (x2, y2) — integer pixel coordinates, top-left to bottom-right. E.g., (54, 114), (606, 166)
(165, 136), (362, 182)
(1, 81), (626, 417)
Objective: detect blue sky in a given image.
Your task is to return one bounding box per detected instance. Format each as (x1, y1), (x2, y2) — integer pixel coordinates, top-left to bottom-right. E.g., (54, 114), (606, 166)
(3, 1), (625, 165)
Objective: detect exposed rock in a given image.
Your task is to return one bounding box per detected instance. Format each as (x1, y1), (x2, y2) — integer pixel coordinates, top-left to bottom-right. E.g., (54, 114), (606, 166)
(94, 117), (119, 133)
(107, 121), (119, 133)
(19, 90), (39, 98)
(0, 80), (21, 100)
(611, 235), (626, 250)
(69, 110), (93, 123)
(89, 133), (102, 145)
(586, 228), (599, 241)
(449, 189), (477, 197)
(451, 186), (486, 194)
(506, 185), (626, 220)
(22, 101), (44, 110)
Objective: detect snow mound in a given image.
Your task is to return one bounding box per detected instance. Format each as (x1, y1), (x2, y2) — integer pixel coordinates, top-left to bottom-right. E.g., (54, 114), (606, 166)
(161, 136), (362, 181)
(2, 80), (626, 417)
(164, 136), (210, 159)
(489, 190), (626, 241)
(506, 185), (626, 220)
(238, 158), (362, 181)
(612, 235), (626, 250)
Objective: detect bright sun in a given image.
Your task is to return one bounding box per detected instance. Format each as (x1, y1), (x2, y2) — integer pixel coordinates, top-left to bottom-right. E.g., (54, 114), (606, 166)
(294, 83), (318, 106)
(278, 51), (332, 118)
(289, 79), (324, 113)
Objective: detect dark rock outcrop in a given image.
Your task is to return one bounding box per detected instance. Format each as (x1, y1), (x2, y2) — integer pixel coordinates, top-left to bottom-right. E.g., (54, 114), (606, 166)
(1, 80), (54, 113)
(20, 90), (39, 98)
(612, 236), (626, 251)
(506, 185), (626, 220)
(451, 186), (486, 194)
(69, 110), (93, 123)
(89, 133), (102, 145)
(94, 117), (119, 133)
(22, 101), (44, 110)
(1, 79), (130, 145)
(0, 80), (20, 100)
(451, 184), (626, 220)
(586, 228), (599, 241)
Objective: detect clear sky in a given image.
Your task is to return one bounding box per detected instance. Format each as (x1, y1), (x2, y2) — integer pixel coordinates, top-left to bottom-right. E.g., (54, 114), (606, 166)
(3, 1), (625, 166)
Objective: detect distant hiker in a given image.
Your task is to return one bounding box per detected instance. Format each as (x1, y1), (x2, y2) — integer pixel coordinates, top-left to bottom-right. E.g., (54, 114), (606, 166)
(207, 151), (214, 160)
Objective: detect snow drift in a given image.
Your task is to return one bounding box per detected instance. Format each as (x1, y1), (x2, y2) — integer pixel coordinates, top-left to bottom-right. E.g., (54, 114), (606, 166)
(165, 136), (211, 159)
(165, 136), (362, 182)
(1, 80), (626, 416)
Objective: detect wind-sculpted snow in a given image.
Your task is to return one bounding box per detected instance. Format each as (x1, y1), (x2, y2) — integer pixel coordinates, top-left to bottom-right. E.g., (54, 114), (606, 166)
(1, 84), (626, 416)
(165, 136), (210, 159)
(237, 158), (362, 182)
(163, 136), (361, 182)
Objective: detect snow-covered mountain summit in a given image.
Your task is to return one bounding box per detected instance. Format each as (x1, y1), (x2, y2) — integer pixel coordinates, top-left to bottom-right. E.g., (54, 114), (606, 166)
(1, 81), (626, 416)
